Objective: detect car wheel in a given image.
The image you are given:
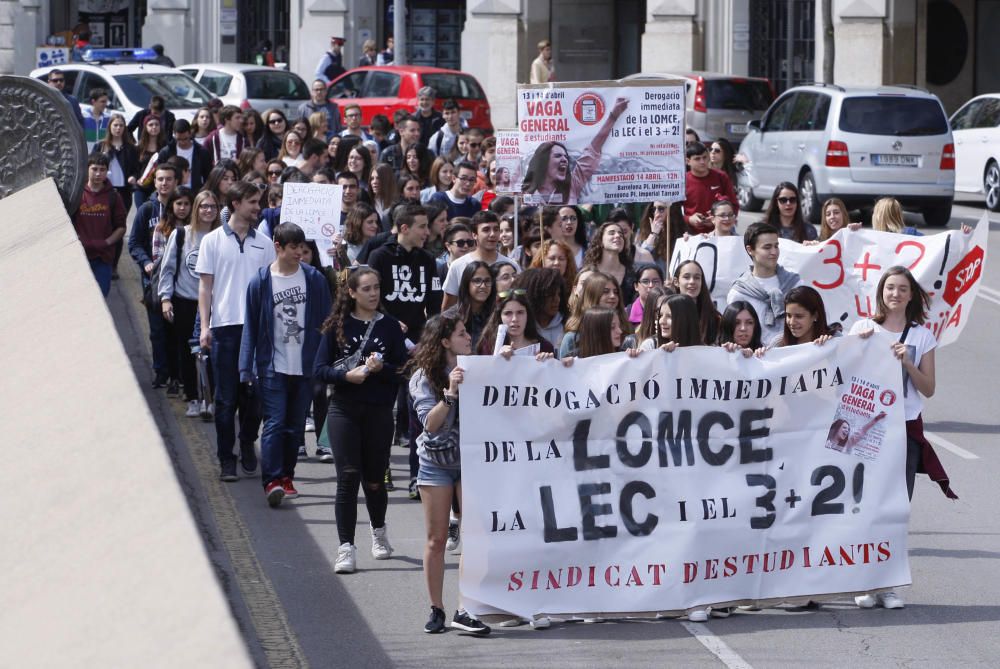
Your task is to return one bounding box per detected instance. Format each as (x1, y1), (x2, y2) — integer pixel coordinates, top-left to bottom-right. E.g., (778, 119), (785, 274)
(984, 162), (1000, 212)
(922, 201), (952, 227)
(736, 172), (763, 211)
(798, 171), (821, 225)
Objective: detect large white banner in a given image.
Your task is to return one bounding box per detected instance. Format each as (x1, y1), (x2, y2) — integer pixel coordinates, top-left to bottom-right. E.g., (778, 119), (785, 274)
(458, 336), (910, 618)
(517, 80), (686, 205)
(279, 183), (343, 268)
(669, 218), (989, 346)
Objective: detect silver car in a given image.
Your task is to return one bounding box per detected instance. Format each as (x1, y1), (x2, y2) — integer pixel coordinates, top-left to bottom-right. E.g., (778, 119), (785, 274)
(739, 84), (955, 226)
(625, 71), (774, 144)
(179, 63), (310, 115)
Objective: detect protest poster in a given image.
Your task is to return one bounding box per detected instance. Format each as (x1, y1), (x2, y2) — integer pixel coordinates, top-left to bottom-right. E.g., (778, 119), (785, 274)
(457, 336), (910, 619)
(494, 129), (522, 195)
(669, 217), (989, 346)
(279, 183), (343, 267)
(517, 80), (686, 205)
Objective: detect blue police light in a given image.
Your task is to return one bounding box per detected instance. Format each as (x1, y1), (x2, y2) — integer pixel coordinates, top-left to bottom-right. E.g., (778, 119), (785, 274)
(80, 48), (158, 64)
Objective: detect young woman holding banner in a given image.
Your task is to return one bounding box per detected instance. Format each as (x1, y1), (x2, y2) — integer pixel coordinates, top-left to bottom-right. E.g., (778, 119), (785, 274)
(849, 266), (957, 609)
(638, 294), (701, 352)
(672, 260), (721, 345)
(719, 301), (765, 355)
(407, 312), (491, 635)
(768, 286), (839, 349)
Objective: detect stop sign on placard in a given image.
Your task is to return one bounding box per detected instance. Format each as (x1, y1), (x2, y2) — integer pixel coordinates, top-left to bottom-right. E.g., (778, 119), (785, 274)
(942, 245), (984, 306)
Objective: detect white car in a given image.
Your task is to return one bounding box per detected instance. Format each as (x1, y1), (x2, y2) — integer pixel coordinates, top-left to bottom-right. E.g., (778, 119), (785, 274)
(30, 62), (214, 123)
(179, 63), (310, 115)
(949, 94), (1000, 211)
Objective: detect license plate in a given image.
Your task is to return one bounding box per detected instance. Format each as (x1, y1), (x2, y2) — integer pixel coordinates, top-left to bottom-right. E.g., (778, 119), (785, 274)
(872, 154), (919, 167)
(727, 123), (748, 135)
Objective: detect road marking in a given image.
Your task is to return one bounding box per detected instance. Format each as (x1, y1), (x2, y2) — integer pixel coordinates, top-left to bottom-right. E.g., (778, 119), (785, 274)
(924, 431), (979, 460)
(681, 621), (754, 669)
(979, 286), (1000, 307)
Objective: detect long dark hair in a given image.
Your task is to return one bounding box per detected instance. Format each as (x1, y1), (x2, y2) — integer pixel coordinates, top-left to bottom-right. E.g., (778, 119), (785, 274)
(321, 266), (382, 348)
(405, 311), (465, 400)
(582, 221), (630, 269)
(636, 286), (670, 343)
(456, 260), (496, 322)
(343, 202), (377, 245)
(541, 205), (588, 249)
(764, 181), (810, 242)
(672, 260), (720, 344)
(521, 141), (570, 203)
(156, 186), (193, 238)
(577, 306), (618, 358)
(204, 161), (239, 204)
(710, 137), (740, 185)
(827, 419), (850, 446)
(478, 293), (544, 353)
(371, 163), (397, 209)
(514, 267), (568, 324)
(653, 294), (701, 347)
(782, 285), (832, 345)
(873, 265), (930, 326)
(720, 301), (763, 349)
(98, 113), (136, 151)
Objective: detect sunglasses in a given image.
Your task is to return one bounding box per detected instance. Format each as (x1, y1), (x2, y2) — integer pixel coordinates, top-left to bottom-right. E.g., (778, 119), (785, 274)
(498, 289), (527, 299)
(777, 196), (798, 205)
(268, 117), (286, 125)
(49, 78), (65, 83)
(255, 182), (267, 191)
(450, 239), (476, 248)
(267, 170), (283, 176)
(709, 147), (722, 153)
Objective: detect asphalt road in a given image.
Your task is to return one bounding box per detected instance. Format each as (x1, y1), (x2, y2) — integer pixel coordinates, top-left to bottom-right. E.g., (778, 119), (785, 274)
(110, 198), (999, 669)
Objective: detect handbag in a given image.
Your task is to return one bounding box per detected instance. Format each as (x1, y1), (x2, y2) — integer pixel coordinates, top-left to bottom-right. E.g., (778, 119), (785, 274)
(332, 314), (379, 373)
(420, 400), (460, 467)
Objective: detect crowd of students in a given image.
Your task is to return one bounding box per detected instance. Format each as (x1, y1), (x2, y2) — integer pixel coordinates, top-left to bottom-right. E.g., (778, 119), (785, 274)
(70, 97), (961, 635)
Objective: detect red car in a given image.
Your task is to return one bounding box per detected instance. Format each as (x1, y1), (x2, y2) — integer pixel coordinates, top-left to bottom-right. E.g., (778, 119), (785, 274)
(326, 65), (492, 132)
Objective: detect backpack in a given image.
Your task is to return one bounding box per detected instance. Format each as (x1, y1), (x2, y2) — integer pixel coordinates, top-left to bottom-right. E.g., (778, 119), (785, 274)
(144, 226), (186, 306)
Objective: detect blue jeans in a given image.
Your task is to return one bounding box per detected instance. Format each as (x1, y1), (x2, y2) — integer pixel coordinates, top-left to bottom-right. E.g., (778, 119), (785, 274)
(89, 258), (112, 297)
(258, 373), (311, 486)
(211, 325), (261, 465)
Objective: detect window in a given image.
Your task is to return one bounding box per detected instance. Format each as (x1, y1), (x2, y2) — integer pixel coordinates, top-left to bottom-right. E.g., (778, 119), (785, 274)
(421, 74), (485, 100)
(115, 73), (213, 110)
(365, 71), (401, 98)
(705, 79), (774, 112)
(329, 71), (367, 99)
(950, 99), (984, 130)
(244, 71), (309, 100)
(77, 72), (122, 111)
(974, 98), (1000, 128)
(763, 94), (796, 132)
(839, 97), (949, 136)
(198, 70), (235, 97)
(784, 93), (830, 131)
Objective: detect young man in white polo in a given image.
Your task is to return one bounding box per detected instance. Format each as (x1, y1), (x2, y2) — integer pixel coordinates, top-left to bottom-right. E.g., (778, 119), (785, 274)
(440, 210), (519, 311)
(197, 180), (276, 481)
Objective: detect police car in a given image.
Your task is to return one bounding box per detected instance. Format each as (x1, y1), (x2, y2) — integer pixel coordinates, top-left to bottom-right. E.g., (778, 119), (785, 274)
(31, 48), (215, 123)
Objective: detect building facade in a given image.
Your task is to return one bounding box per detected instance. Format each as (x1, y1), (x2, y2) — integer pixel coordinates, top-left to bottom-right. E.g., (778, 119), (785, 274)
(2, 0), (995, 127)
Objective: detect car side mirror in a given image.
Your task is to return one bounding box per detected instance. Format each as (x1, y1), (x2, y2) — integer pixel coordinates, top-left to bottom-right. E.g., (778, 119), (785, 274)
(748, 119), (761, 132)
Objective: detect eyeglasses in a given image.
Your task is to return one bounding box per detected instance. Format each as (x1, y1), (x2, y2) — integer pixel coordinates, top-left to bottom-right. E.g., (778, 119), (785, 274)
(456, 175), (476, 183)
(198, 203), (219, 210)
(470, 277), (493, 287)
(268, 117), (285, 125)
(267, 169), (283, 176)
(777, 196), (798, 205)
(449, 239), (476, 248)
(638, 278), (663, 286)
(345, 113), (361, 119)
(497, 289), (527, 299)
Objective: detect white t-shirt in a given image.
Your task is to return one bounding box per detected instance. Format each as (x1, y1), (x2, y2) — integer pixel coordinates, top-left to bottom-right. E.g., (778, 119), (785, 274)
(849, 318), (936, 420)
(727, 273), (783, 343)
(195, 224), (276, 328)
(218, 129), (238, 161)
(271, 266), (306, 376)
(443, 251), (520, 297)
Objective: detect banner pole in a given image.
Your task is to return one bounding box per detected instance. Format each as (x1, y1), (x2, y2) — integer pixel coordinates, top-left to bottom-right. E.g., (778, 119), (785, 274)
(513, 194), (520, 251)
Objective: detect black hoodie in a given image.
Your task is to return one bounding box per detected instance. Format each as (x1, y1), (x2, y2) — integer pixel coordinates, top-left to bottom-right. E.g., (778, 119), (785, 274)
(367, 237), (442, 340)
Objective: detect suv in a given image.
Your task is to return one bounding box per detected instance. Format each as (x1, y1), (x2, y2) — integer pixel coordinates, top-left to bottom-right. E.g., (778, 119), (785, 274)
(326, 65), (492, 131)
(30, 62), (214, 124)
(624, 71), (774, 143)
(739, 84), (955, 226)
(180, 63), (310, 115)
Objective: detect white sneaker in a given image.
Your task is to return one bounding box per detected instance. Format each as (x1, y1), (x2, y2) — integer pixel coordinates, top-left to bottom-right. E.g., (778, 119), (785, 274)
(687, 609), (709, 622)
(854, 593), (877, 609)
(185, 400), (200, 417)
(334, 543), (356, 573)
(878, 591), (904, 609)
(446, 520), (461, 553)
(305, 416), (315, 432)
(371, 524), (393, 560)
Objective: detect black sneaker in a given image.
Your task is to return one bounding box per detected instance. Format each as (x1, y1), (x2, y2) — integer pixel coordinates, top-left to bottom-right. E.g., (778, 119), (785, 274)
(219, 460), (238, 482)
(152, 371), (168, 389)
(240, 442), (258, 476)
(166, 379), (180, 397)
(451, 609), (490, 635)
(384, 468), (395, 491)
(424, 606), (446, 634)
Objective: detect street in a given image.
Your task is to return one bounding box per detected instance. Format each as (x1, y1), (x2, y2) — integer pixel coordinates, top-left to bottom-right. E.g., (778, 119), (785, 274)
(109, 200), (1000, 669)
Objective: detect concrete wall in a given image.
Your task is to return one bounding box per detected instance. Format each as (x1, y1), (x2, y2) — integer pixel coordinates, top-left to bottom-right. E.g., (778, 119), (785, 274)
(461, 0), (521, 129)
(642, 0), (698, 73)
(289, 0), (348, 83)
(0, 179), (251, 667)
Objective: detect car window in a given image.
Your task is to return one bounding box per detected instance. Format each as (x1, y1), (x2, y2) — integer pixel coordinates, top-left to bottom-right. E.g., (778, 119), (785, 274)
(365, 71), (400, 98)
(705, 79), (773, 111)
(198, 70), (235, 96)
(763, 94), (796, 132)
(839, 97), (949, 136)
(784, 93), (830, 131)
(114, 72), (213, 110)
(77, 72), (122, 111)
(421, 74), (486, 100)
(950, 99), (984, 131)
(974, 98), (1000, 128)
(244, 71), (309, 100)
(329, 71), (367, 99)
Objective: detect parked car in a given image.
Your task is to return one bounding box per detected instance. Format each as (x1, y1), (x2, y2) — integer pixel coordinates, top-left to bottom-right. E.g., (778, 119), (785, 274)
(949, 94), (1000, 211)
(325, 65), (492, 132)
(624, 71), (775, 144)
(31, 61), (214, 124)
(738, 84), (955, 226)
(179, 63), (310, 115)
